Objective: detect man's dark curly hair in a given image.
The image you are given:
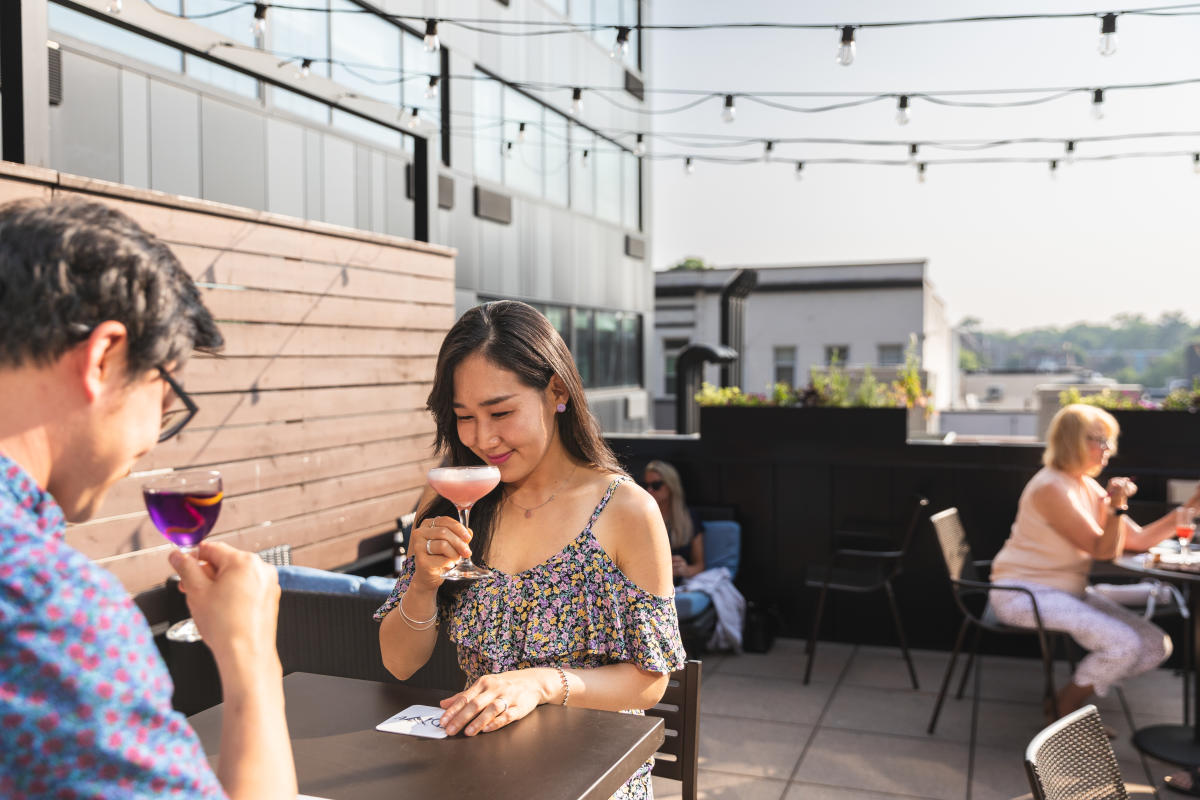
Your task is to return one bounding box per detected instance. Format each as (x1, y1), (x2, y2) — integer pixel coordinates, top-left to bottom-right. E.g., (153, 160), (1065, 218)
(0, 197), (222, 375)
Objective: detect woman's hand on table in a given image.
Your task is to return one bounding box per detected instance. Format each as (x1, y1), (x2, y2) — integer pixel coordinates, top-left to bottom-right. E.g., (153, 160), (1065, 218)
(438, 669), (551, 736)
(410, 515), (473, 589)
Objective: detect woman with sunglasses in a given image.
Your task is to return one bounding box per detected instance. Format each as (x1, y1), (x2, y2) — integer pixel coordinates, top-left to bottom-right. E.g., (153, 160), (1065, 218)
(643, 460), (704, 583)
(989, 404), (1199, 727)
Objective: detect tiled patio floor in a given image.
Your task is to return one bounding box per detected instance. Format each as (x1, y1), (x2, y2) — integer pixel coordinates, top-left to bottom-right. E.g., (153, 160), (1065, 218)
(652, 638), (1188, 800)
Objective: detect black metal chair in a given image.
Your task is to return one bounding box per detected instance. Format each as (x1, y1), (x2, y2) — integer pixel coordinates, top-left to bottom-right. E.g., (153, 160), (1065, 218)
(927, 507), (1063, 733)
(646, 660), (702, 800)
(1024, 704), (1128, 800)
(803, 494), (930, 686)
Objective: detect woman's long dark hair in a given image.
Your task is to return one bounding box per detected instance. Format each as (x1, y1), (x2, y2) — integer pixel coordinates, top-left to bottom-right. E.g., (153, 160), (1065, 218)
(422, 301), (625, 601)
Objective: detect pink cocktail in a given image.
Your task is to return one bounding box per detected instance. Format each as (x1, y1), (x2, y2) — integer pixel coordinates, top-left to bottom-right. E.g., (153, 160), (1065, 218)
(428, 466), (500, 580)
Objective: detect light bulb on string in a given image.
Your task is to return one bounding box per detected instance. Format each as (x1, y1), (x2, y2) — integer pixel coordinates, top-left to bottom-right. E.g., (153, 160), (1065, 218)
(836, 26), (856, 66)
(517, 122), (527, 143)
(1065, 141), (1076, 165)
(1098, 13), (1117, 56)
(298, 58), (312, 79)
(406, 107), (420, 130)
(763, 141), (775, 162)
(504, 141), (514, 159)
(1193, 153), (1200, 174)
(895, 95), (911, 126)
(1049, 159), (1059, 179)
(252, 3), (267, 37)
(425, 76), (440, 100)
(685, 157), (695, 175)
(106, 0), (122, 13)
(424, 19), (440, 53)
(908, 144), (918, 164)
(612, 27), (630, 59)
(794, 162), (804, 182)
(1091, 88), (1105, 120)
(581, 149), (590, 167)
(634, 134), (645, 157)
(570, 88), (583, 116)
(917, 163), (926, 184)
(722, 95), (736, 124)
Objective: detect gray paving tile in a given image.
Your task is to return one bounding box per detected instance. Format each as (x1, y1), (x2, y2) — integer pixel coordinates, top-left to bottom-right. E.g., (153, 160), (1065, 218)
(846, 646), (951, 692)
(652, 770), (787, 800)
(716, 637), (853, 684)
(792, 728), (969, 800)
(823, 684), (972, 742)
(699, 671), (834, 725)
(783, 784), (943, 800)
(969, 744), (1037, 800)
(696, 715), (811, 780)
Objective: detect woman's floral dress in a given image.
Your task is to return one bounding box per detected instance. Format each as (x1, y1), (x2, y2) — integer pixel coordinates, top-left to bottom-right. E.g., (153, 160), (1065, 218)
(376, 476), (687, 799)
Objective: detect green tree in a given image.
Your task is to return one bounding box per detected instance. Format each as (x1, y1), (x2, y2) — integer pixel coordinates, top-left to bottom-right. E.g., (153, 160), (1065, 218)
(670, 257), (712, 271)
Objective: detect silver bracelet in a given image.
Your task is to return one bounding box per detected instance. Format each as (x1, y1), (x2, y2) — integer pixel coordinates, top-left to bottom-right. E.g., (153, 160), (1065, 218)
(555, 665), (570, 706)
(398, 593), (437, 631)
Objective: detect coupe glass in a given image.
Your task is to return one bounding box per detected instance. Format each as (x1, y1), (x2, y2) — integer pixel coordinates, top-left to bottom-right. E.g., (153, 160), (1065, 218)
(143, 470), (223, 642)
(427, 466), (501, 580)
(1176, 506), (1196, 563)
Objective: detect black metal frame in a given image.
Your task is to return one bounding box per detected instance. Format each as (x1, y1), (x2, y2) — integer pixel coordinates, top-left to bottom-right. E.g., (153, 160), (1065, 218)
(803, 494), (930, 687)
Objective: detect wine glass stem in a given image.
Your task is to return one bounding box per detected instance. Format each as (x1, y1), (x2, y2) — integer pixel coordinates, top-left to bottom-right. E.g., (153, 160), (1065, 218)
(459, 505), (471, 562)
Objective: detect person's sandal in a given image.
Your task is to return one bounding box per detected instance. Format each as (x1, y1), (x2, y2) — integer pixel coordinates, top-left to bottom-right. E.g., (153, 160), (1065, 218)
(1164, 767), (1200, 796)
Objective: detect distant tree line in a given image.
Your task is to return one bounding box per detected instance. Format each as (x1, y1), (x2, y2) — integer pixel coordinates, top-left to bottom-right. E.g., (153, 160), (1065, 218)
(959, 311), (1195, 388)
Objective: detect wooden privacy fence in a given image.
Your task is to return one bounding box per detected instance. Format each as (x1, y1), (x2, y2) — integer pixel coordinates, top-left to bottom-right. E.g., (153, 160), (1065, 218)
(0, 163), (455, 611)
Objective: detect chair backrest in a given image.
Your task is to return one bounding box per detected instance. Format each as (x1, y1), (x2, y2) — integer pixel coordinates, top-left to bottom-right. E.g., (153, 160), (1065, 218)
(929, 507), (979, 584)
(700, 520), (740, 576)
(1024, 704), (1128, 800)
(647, 660), (702, 800)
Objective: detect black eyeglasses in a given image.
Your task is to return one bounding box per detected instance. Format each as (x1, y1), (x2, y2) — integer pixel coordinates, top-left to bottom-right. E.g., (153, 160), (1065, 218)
(158, 367), (198, 443)
(643, 480), (666, 491)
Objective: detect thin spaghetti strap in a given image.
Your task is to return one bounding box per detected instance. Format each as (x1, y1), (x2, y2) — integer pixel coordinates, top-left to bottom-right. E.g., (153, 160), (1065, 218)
(582, 476), (629, 534)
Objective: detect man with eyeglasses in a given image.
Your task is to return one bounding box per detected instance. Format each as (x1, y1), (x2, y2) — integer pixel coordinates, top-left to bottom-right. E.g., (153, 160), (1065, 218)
(0, 198), (295, 799)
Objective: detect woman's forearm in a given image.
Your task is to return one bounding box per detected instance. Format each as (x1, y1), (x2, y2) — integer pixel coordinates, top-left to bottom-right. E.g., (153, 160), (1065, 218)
(379, 586), (440, 679)
(560, 662), (670, 712)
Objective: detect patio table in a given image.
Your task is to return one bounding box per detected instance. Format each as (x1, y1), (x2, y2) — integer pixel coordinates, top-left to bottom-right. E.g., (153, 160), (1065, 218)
(189, 671), (664, 800)
(1115, 552), (1200, 766)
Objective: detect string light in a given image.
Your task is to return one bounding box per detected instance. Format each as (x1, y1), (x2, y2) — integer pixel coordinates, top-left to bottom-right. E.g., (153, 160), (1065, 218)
(1099, 13), (1118, 56)
(1065, 140), (1076, 164)
(424, 19), (440, 53)
(908, 143), (919, 163)
(1049, 159), (1059, 178)
(917, 162), (926, 183)
(634, 134), (646, 156)
(795, 161), (804, 181)
(406, 107), (420, 129)
(1194, 153), (1200, 174)
(505, 141), (514, 159)
(836, 26), (856, 66)
(252, 3), (267, 37)
(1091, 88), (1105, 119)
(895, 95), (911, 126)
(612, 26), (630, 59)
(722, 94), (736, 123)
(581, 148), (590, 166)
(685, 157), (695, 175)
(298, 58), (313, 79)
(570, 88), (583, 116)
(518, 122), (528, 143)
(763, 140), (775, 162)
(425, 75), (440, 99)
(106, 0), (122, 13)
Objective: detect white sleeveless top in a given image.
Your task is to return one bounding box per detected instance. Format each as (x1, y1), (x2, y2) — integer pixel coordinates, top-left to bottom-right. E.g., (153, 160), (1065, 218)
(990, 467), (1103, 597)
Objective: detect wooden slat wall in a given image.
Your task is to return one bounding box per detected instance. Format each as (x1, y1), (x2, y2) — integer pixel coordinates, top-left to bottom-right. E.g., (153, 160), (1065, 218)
(0, 165), (455, 600)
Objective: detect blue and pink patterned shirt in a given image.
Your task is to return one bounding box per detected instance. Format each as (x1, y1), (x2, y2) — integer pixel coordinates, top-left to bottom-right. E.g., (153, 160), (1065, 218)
(0, 453), (225, 799)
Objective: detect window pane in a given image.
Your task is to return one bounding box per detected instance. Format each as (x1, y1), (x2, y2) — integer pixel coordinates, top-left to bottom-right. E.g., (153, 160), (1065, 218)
(570, 125), (595, 214)
(595, 141), (621, 224)
(504, 89), (543, 197)
(774, 346), (796, 386)
(544, 111), (570, 206)
(543, 305), (569, 343)
(623, 151), (640, 229)
(545, 0), (568, 13)
(878, 344), (904, 366)
(620, 314), (641, 386)
(663, 337), (688, 395)
(573, 309), (595, 386)
(331, 110), (401, 150)
(330, 0), (400, 108)
(473, 72), (503, 184)
(825, 345), (849, 366)
(269, 0), (330, 122)
(570, 0), (592, 31)
(594, 311), (619, 387)
(49, 2), (183, 73)
(183, 0), (259, 98)
(593, 0), (616, 48)
(402, 30), (441, 145)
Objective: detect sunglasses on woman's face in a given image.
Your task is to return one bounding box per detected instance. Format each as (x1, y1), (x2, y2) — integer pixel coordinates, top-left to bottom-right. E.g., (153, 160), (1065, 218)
(643, 480), (666, 491)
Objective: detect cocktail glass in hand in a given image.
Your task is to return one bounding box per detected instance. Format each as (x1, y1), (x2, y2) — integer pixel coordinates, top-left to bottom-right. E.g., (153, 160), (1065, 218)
(427, 466), (501, 580)
(143, 470), (224, 642)
(1177, 506), (1197, 564)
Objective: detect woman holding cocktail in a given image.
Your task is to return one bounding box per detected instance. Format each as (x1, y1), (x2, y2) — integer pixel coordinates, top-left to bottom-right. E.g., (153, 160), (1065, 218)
(376, 301), (685, 800)
(990, 403), (1199, 722)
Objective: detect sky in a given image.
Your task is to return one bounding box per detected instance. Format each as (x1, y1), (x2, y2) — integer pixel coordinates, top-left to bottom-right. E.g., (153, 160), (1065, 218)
(646, 0), (1200, 333)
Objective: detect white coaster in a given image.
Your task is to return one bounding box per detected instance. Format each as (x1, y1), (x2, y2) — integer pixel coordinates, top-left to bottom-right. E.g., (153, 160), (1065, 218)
(375, 705), (449, 739)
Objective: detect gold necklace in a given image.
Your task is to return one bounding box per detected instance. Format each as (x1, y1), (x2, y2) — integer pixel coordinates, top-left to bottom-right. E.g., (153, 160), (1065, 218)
(506, 464), (579, 519)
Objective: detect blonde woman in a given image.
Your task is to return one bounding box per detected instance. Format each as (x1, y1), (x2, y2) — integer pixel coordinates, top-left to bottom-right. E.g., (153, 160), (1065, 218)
(644, 460), (705, 582)
(990, 404), (1195, 722)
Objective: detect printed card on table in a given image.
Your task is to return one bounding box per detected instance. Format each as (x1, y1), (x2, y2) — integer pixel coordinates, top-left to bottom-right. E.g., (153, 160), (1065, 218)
(376, 705), (448, 739)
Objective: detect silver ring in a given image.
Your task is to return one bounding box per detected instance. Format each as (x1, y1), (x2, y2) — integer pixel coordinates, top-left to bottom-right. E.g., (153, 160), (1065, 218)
(425, 538), (433, 556)
(497, 697), (509, 714)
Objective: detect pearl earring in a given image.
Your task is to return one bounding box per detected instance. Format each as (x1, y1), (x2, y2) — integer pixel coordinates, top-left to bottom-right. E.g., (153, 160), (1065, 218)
(556, 403), (567, 413)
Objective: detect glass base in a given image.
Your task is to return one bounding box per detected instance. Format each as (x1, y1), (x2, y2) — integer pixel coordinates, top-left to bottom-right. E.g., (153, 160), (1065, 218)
(441, 559), (492, 581)
(166, 618), (203, 643)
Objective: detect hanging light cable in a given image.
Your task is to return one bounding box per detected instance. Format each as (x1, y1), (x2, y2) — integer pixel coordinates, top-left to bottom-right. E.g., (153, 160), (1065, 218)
(425, 75), (440, 99)
(612, 26), (631, 59)
(836, 26), (856, 66)
(1091, 88), (1105, 119)
(895, 95), (911, 126)
(424, 19), (441, 53)
(1098, 13), (1118, 56)
(570, 88), (583, 115)
(252, 3), (267, 37)
(722, 95), (736, 123)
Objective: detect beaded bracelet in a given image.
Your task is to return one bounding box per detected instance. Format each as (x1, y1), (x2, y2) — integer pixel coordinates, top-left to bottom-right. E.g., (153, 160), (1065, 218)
(398, 593), (438, 631)
(555, 665), (570, 706)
